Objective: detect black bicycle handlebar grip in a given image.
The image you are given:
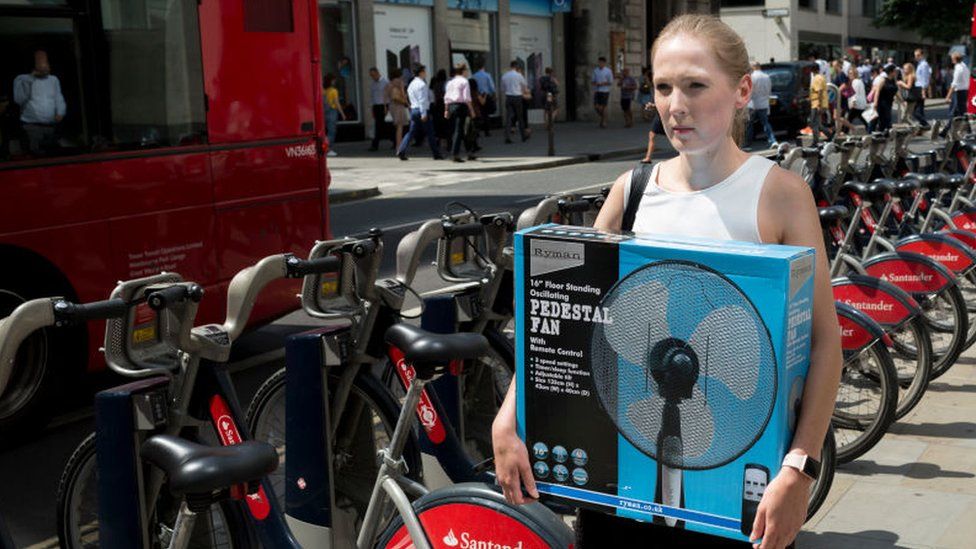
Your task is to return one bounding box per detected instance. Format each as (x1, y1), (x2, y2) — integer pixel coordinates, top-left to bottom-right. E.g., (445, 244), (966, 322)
(285, 254), (342, 278)
(557, 199), (593, 213)
(343, 238), (378, 257)
(147, 284), (204, 311)
(53, 298), (128, 324)
(443, 221), (484, 238)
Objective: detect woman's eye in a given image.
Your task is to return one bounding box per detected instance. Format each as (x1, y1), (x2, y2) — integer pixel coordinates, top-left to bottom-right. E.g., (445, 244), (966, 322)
(690, 82), (707, 89)
(655, 84), (672, 93)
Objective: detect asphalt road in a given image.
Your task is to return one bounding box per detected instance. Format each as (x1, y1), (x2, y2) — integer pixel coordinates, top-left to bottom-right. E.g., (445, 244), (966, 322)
(0, 157), (637, 548)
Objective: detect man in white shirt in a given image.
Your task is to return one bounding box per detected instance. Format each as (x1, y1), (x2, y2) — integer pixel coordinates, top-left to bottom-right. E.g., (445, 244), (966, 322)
(946, 51), (970, 122)
(368, 67), (390, 151)
(13, 50), (65, 156)
(500, 60), (529, 143)
(591, 56), (613, 128)
(913, 49), (931, 128)
(444, 63), (476, 162)
(747, 62), (777, 149)
(396, 64), (444, 160)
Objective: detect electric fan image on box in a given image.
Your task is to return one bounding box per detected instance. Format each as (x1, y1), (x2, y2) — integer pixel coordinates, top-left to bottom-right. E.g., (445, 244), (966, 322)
(591, 260), (778, 532)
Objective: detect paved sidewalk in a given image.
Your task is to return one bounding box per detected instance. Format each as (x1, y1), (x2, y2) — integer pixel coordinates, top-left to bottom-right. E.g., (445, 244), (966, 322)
(326, 119), (666, 201)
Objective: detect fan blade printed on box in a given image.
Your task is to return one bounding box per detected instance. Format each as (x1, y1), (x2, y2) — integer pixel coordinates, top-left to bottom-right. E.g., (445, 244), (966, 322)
(591, 261), (777, 524)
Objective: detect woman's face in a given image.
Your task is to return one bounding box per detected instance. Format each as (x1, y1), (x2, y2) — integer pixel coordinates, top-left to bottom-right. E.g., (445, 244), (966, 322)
(848, 67), (857, 80)
(652, 34), (749, 154)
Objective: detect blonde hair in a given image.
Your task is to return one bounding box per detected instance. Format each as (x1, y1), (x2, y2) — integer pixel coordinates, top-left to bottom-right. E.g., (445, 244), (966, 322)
(902, 63), (915, 76)
(650, 14), (751, 145)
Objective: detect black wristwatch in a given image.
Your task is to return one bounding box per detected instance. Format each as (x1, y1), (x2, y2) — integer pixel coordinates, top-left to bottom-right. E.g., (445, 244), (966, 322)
(782, 453), (820, 481)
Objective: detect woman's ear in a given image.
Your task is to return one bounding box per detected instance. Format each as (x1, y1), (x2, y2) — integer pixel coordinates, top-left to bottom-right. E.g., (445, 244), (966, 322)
(736, 73), (753, 110)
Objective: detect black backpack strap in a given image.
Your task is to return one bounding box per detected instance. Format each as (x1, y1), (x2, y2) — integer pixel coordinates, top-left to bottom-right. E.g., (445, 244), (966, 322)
(621, 162), (653, 232)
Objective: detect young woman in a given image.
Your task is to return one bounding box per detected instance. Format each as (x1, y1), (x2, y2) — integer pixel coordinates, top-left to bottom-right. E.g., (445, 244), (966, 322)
(322, 73), (345, 157)
(873, 64), (898, 132)
(492, 14), (841, 549)
(846, 66), (868, 129)
(897, 63), (918, 125)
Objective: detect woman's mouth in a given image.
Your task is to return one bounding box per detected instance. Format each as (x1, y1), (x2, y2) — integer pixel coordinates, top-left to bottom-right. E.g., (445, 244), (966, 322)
(673, 126), (694, 134)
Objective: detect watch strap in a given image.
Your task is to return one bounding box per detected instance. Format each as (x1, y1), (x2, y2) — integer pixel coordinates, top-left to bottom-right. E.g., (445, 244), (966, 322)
(782, 453), (820, 481)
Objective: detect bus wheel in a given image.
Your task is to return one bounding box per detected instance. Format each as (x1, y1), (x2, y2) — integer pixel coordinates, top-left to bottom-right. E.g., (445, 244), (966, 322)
(0, 274), (83, 443)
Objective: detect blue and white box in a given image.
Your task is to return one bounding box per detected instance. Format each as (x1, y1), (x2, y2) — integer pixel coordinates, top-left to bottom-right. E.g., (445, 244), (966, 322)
(514, 225), (815, 542)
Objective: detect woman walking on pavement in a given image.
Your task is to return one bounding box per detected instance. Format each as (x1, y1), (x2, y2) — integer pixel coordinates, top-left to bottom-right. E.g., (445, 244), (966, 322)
(492, 14), (840, 549)
(385, 68), (410, 152)
(322, 73), (345, 157)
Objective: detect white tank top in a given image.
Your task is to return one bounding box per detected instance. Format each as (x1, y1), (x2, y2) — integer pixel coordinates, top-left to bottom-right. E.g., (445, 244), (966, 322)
(625, 155), (776, 244)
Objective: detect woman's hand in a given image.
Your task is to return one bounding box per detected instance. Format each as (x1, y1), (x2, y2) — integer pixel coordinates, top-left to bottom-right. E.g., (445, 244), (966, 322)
(492, 419), (538, 505)
(750, 466), (811, 549)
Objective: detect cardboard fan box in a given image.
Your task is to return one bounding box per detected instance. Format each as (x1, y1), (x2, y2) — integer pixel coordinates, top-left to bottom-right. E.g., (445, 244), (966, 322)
(514, 225), (815, 543)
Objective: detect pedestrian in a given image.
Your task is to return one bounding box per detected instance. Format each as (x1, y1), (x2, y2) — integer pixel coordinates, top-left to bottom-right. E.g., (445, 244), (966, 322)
(946, 51), (970, 124)
(322, 73), (345, 156)
(385, 68), (410, 152)
(516, 65), (532, 139)
(13, 50), (66, 156)
(467, 76), (485, 154)
(897, 62), (923, 127)
(368, 67), (390, 151)
(913, 49), (931, 128)
(747, 61), (776, 148)
(636, 68), (653, 122)
(472, 63), (496, 136)
(444, 63), (477, 163)
(501, 60), (529, 143)
(591, 56), (614, 128)
(493, 15), (840, 549)
(430, 69), (450, 151)
(617, 68), (638, 128)
(808, 68), (828, 143)
(845, 66), (868, 130)
(873, 64), (898, 132)
(640, 100), (666, 163)
(396, 64), (444, 161)
(539, 67), (560, 120)
(857, 58), (872, 88)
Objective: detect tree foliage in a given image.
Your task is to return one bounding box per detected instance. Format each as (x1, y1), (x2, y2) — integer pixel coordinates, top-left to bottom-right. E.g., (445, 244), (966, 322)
(874, 0), (972, 44)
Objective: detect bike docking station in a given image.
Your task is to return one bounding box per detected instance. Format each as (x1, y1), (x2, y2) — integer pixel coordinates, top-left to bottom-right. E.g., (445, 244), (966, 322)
(514, 225), (815, 542)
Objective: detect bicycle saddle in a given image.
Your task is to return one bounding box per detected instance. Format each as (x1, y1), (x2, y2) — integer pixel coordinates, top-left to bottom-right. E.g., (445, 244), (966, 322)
(918, 173), (947, 190)
(840, 179), (892, 201)
(962, 141), (976, 155)
(385, 324), (489, 378)
(800, 147), (821, 159)
(894, 176), (921, 198)
(944, 174), (967, 190)
(818, 205), (849, 224)
(141, 435), (278, 496)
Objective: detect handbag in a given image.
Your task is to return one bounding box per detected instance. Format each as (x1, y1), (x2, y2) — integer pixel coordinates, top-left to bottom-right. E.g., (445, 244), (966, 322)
(861, 106), (879, 123)
(384, 111), (393, 123)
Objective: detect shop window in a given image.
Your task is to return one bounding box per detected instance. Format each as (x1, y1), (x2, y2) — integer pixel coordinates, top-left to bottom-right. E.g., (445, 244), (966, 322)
(244, 0), (294, 33)
(447, 9), (497, 97)
(319, 0), (360, 123)
(799, 0), (815, 10)
(0, 15), (85, 160)
(720, 1), (765, 7)
(97, 0), (207, 149)
(862, 0), (878, 17)
(825, 0), (841, 14)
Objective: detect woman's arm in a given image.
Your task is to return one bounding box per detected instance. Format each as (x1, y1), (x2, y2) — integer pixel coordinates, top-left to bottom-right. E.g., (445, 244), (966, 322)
(752, 168), (842, 549)
(592, 171), (630, 232)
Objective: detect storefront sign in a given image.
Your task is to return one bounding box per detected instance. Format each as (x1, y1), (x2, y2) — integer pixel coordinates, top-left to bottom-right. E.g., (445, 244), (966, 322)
(373, 4), (433, 82)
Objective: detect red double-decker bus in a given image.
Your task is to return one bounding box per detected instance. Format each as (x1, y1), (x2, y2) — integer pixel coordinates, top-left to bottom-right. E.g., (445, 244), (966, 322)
(0, 0), (331, 433)
(969, 3), (976, 114)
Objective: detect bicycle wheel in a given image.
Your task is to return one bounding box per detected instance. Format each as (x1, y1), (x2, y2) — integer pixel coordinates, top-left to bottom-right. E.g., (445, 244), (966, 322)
(917, 282), (969, 379)
(807, 425), (837, 522)
(887, 315), (934, 420)
(832, 340), (898, 464)
(246, 366), (421, 546)
(56, 432), (250, 549)
(375, 483), (574, 549)
(956, 269), (976, 349)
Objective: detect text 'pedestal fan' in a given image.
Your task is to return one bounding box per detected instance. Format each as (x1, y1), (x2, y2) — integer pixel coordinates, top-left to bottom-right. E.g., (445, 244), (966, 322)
(591, 260), (777, 529)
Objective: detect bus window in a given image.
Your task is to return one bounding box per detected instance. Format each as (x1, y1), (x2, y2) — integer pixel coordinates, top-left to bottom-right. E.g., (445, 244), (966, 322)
(0, 16), (85, 160)
(97, 0), (206, 149)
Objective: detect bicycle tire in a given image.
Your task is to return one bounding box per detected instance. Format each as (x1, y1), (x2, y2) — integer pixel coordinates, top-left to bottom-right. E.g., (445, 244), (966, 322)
(246, 365), (422, 545)
(56, 432), (252, 549)
(833, 340), (898, 464)
(888, 315), (934, 420)
(806, 424), (837, 522)
(375, 482), (574, 549)
(920, 281), (969, 380)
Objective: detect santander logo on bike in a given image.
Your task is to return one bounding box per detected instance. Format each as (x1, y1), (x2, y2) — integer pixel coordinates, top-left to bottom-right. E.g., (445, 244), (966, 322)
(879, 272), (933, 283)
(842, 299), (894, 312)
(440, 528), (525, 549)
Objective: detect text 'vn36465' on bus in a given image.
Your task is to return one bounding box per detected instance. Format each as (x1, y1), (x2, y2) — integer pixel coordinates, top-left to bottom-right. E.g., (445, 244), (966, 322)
(0, 0), (334, 436)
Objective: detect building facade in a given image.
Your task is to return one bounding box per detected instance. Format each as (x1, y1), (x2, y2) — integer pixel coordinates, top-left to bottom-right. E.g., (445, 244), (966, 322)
(720, 0), (957, 66)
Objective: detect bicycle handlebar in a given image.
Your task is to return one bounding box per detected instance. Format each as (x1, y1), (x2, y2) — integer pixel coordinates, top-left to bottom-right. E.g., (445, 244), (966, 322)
(443, 221), (485, 239)
(557, 198), (593, 214)
(146, 284), (204, 312)
(285, 254), (342, 278)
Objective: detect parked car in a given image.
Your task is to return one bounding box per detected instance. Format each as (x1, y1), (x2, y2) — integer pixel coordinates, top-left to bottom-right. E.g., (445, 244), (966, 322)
(760, 61), (818, 138)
